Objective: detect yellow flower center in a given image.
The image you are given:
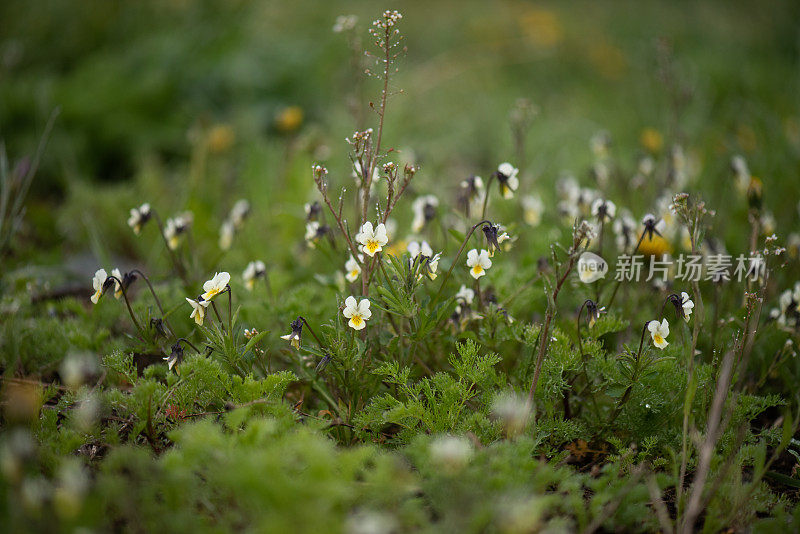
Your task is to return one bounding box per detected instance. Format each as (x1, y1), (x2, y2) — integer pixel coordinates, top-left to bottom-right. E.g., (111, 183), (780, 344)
(351, 314), (363, 326)
(472, 265), (484, 276)
(350, 269), (360, 278)
(366, 241), (380, 254)
(653, 334), (664, 344)
(206, 288), (222, 299)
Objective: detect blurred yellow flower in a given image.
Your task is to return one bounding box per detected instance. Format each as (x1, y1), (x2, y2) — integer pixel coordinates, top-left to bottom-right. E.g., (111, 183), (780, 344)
(519, 8), (563, 49)
(275, 106), (304, 133)
(206, 124), (235, 154)
(640, 127), (663, 154)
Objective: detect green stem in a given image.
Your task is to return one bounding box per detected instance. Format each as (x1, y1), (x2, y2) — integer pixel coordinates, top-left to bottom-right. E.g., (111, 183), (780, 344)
(431, 219), (493, 308)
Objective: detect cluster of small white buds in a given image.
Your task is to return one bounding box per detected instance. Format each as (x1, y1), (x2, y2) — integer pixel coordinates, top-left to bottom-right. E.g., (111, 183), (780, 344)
(372, 10), (402, 31)
(345, 129), (373, 154)
(244, 328), (259, 340)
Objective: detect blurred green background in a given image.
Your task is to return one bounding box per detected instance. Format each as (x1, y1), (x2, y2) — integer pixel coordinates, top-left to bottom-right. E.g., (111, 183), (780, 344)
(1, 0), (798, 266)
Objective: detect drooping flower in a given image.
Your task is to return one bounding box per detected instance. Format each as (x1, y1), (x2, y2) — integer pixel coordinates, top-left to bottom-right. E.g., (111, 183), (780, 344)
(482, 224), (501, 257)
(90, 269), (109, 304)
(243, 261), (266, 291)
(426, 253), (441, 280)
(344, 255), (362, 283)
(521, 195), (544, 226)
(648, 319), (670, 349)
(585, 300), (605, 328)
(591, 198), (616, 223)
(407, 241), (439, 279)
(459, 175), (485, 215)
(466, 249), (492, 279)
(304, 201), (322, 222)
(680, 291), (694, 323)
(411, 195), (439, 233)
(201, 272), (230, 302)
(164, 342), (183, 371)
(496, 163), (519, 199)
(163, 213), (192, 250)
(305, 221), (332, 249)
(219, 220), (235, 251)
(641, 213), (667, 241)
(281, 318), (303, 349)
(455, 285), (475, 306)
(407, 240), (434, 260)
(186, 298), (209, 326)
(110, 268), (123, 299)
(343, 296), (371, 330)
(229, 199), (250, 229)
(355, 221), (388, 257)
(127, 203), (151, 235)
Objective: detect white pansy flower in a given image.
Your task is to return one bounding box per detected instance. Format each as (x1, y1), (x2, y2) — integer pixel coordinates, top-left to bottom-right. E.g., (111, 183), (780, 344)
(305, 221), (320, 248)
(343, 296), (371, 330)
(111, 268), (123, 299)
(281, 319), (303, 349)
(680, 291), (694, 322)
(219, 220), (235, 251)
(90, 269), (108, 305)
(411, 195), (439, 233)
(521, 195), (544, 226)
(200, 272), (230, 302)
(407, 240), (434, 260)
(496, 162), (519, 199)
(408, 241), (439, 280)
(243, 261), (266, 291)
(186, 298), (210, 326)
(163, 212), (192, 250)
(460, 175), (485, 208)
(127, 203), (151, 235)
(355, 221), (388, 257)
(229, 199), (250, 229)
(642, 213), (667, 236)
(591, 198), (616, 223)
(648, 319), (670, 349)
(466, 249), (492, 279)
(455, 285), (475, 306)
(345, 255), (362, 283)
(426, 253), (441, 280)
(557, 174), (580, 202)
